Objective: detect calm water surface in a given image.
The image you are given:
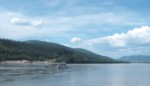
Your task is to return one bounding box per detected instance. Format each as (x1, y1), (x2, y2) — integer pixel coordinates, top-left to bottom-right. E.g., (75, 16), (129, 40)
(0, 63), (150, 86)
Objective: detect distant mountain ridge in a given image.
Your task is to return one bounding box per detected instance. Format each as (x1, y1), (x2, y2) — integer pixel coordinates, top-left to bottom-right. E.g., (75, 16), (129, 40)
(118, 55), (150, 63)
(0, 38), (117, 63)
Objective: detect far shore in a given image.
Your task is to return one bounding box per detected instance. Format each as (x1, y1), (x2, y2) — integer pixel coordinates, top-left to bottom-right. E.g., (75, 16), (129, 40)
(0, 60), (67, 65)
(0, 60), (49, 64)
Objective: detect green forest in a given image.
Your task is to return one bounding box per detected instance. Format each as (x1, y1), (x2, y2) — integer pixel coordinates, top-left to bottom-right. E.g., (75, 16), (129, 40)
(0, 38), (119, 63)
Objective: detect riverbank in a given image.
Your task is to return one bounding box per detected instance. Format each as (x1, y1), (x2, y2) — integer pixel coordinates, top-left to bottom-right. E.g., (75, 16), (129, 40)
(0, 60), (49, 64)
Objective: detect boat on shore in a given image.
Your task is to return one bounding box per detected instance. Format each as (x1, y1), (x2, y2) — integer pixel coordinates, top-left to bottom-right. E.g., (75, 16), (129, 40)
(45, 63), (66, 69)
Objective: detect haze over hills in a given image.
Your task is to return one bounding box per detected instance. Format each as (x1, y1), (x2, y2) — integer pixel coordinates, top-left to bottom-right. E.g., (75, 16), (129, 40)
(118, 55), (150, 63)
(0, 38), (118, 63)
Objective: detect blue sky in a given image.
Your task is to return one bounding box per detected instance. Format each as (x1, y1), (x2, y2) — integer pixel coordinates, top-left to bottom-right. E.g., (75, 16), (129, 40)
(0, 0), (150, 58)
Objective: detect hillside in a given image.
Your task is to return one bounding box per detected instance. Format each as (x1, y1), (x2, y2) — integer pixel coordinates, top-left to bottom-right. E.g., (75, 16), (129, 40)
(0, 38), (117, 63)
(118, 55), (150, 63)
(74, 48), (114, 62)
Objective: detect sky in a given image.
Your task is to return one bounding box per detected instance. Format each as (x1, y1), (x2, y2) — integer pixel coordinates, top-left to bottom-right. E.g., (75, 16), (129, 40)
(0, 0), (150, 58)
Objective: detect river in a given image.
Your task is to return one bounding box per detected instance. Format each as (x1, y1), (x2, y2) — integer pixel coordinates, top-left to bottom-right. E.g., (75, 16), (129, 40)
(0, 63), (150, 86)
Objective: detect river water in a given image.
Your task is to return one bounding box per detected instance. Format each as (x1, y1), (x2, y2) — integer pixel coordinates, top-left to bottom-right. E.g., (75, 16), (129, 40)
(0, 63), (150, 86)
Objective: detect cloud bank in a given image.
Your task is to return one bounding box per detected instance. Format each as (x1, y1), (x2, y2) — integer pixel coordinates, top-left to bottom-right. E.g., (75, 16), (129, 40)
(85, 26), (150, 47)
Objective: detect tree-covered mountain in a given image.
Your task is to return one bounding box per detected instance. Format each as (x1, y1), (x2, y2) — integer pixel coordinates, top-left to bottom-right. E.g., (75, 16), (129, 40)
(118, 55), (150, 63)
(74, 48), (114, 62)
(0, 38), (117, 63)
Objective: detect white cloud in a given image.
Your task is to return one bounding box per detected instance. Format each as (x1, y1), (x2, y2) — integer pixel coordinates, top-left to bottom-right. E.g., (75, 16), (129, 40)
(86, 26), (150, 47)
(0, 9), (71, 40)
(71, 37), (82, 43)
(11, 17), (30, 25)
(10, 17), (43, 27)
(127, 26), (150, 43)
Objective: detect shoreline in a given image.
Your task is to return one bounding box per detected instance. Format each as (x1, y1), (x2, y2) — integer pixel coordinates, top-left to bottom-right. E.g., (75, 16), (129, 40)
(0, 60), (129, 64)
(0, 60), (49, 64)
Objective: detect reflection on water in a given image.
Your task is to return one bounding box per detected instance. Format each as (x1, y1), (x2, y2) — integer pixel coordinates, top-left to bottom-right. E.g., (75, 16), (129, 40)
(0, 64), (65, 84)
(0, 63), (150, 86)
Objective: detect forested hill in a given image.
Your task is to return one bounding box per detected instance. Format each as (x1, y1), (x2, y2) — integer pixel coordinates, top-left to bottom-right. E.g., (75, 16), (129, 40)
(74, 48), (114, 61)
(0, 38), (117, 63)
